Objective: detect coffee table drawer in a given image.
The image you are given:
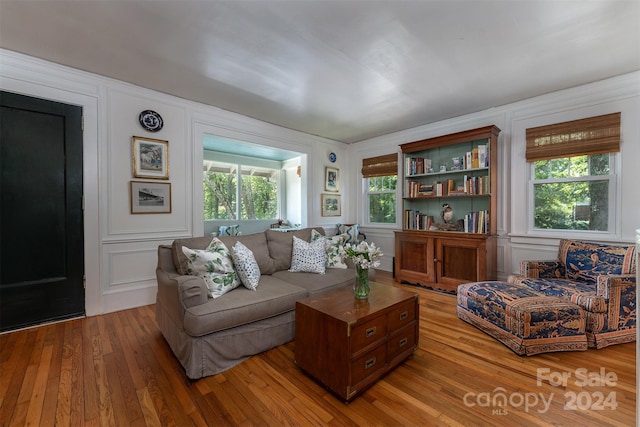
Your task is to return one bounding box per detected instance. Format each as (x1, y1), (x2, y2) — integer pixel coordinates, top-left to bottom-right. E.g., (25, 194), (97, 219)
(388, 300), (417, 331)
(351, 315), (387, 352)
(351, 343), (387, 386)
(388, 324), (417, 362)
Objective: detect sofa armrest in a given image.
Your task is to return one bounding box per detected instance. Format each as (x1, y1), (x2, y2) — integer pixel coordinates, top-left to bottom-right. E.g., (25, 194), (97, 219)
(520, 260), (565, 278)
(596, 274), (636, 300)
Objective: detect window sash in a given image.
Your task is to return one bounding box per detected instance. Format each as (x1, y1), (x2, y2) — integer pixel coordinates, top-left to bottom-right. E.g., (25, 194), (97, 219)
(526, 112), (620, 162)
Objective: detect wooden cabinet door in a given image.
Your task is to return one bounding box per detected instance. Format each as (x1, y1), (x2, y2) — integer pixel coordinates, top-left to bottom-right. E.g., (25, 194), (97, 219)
(435, 238), (485, 291)
(394, 232), (435, 285)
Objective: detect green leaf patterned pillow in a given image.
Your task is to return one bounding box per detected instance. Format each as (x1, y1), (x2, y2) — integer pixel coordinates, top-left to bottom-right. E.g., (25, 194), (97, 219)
(312, 229), (348, 269)
(182, 238), (240, 298)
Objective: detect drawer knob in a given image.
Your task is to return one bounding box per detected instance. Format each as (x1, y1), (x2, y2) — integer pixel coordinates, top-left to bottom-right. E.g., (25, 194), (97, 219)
(400, 311), (408, 320)
(364, 357), (377, 369)
(365, 326), (377, 337)
(399, 337), (408, 347)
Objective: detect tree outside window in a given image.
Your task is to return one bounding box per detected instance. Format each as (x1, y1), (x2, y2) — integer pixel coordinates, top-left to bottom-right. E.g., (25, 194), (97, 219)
(532, 154), (611, 231)
(368, 175), (397, 224)
(204, 160), (278, 220)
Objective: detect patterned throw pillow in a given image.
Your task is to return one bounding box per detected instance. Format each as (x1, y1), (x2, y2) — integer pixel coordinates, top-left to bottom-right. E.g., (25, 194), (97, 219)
(230, 241), (261, 290)
(337, 223), (360, 244)
(289, 236), (326, 274)
(218, 224), (240, 236)
(182, 238), (240, 298)
(311, 229), (348, 269)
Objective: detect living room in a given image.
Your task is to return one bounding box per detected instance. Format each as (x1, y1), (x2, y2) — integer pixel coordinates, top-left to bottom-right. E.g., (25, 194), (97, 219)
(1, 1), (638, 425)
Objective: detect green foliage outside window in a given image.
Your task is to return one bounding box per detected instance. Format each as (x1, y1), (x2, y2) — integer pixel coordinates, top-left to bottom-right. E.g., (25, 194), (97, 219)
(533, 154), (609, 231)
(204, 161), (278, 221)
(368, 175), (397, 223)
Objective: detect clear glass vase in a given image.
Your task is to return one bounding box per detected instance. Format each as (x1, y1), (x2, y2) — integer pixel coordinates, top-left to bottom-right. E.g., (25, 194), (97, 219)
(354, 265), (370, 299)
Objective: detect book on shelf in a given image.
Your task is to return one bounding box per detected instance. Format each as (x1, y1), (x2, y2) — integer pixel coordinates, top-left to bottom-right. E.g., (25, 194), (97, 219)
(405, 156), (432, 176)
(478, 144), (487, 168)
(463, 210), (489, 233)
(404, 210), (434, 230)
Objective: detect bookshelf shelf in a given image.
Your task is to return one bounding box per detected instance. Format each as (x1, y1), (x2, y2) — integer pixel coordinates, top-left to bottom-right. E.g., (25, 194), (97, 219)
(395, 125), (500, 292)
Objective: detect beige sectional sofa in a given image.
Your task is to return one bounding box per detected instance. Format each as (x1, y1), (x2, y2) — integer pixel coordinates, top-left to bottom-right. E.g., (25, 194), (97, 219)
(155, 227), (369, 379)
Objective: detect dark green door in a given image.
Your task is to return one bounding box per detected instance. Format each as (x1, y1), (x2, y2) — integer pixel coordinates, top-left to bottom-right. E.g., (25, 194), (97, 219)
(1, 91), (85, 332)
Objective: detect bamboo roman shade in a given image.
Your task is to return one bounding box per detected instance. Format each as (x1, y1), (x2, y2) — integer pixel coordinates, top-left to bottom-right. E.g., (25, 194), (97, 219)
(361, 153), (398, 178)
(525, 112), (621, 162)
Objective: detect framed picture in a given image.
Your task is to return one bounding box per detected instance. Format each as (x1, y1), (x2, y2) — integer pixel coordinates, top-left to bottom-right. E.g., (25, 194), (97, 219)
(321, 193), (341, 217)
(325, 166), (339, 192)
(132, 136), (169, 179)
(130, 181), (172, 214)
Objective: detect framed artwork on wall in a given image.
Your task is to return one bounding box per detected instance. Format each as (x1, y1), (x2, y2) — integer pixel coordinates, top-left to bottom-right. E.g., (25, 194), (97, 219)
(321, 193), (341, 217)
(130, 181), (172, 214)
(325, 166), (339, 192)
(132, 136), (169, 179)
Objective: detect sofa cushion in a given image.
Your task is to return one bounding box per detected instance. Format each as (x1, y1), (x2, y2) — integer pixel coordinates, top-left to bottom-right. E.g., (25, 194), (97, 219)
(172, 236), (215, 275)
(559, 239), (637, 285)
(218, 224), (240, 236)
(231, 241), (261, 290)
(217, 232), (276, 275)
(266, 227), (324, 271)
(182, 275), (307, 336)
(337, 223), (360, 244)
(509, 277), (607, 313)
(272, 268), (356, 296)
(181, 238), (240, 298)
(312, 229), (348, 269)
(289, 236), (326, 274)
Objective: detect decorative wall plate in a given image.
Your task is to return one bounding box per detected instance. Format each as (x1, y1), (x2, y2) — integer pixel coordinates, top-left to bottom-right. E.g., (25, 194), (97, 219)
(329, 152), (337, 163)
(139, 110), (163, 132)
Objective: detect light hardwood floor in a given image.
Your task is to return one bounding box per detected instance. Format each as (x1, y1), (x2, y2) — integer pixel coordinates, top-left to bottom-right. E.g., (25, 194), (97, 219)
(1, 271), (636, 426)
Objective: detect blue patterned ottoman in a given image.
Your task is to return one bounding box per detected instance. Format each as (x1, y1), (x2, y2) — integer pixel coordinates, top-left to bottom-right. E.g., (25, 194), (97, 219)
(457, 281), (588, 355)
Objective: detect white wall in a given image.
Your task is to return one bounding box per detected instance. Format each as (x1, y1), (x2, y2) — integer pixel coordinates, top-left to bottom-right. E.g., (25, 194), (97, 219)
(0, 49), (350, 315)
(349, 72), (640, 280)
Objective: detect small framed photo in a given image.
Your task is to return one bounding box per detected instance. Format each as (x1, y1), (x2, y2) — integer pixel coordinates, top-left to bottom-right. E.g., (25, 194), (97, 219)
(130, 181), (172, 214)
(132, 136), (169, 179)
(321, 193), (341, 217)
(325, 166), (339, 192)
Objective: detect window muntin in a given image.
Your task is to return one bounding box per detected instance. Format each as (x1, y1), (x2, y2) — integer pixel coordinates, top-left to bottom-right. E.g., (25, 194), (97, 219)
(203, 160), (279, 221)
(367, 175), (397, 224)
(531, 154), (612, 231)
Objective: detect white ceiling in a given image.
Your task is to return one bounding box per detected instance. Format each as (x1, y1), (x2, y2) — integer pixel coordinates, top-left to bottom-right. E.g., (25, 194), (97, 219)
(1, 0), (638, 143)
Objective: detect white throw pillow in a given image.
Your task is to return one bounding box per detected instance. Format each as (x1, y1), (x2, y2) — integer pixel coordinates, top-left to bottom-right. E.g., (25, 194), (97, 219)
(182, 238), (240, 298)
(230, 241), (261, 290)
(337, 223), (360, 244)
(289, 236), (326, 274)
(311, 229), (348, 269)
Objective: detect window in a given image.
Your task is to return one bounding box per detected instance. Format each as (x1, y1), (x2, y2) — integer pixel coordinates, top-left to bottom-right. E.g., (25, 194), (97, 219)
(203, 159), (278, 220)
(532, 154), (612, 231)
(526, 113), (619, 233)
(362, 154), (398, 224)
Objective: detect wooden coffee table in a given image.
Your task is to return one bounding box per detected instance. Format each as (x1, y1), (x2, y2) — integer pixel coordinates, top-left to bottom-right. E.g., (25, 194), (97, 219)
(294, 282), (419, 401)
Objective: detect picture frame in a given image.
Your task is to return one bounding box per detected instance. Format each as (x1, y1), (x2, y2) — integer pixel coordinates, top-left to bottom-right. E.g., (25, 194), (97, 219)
(132, 136), (169, 179)
(130, 181), (172, 214)
(325, 166), (339, 192)
(321, 193), (341, 217)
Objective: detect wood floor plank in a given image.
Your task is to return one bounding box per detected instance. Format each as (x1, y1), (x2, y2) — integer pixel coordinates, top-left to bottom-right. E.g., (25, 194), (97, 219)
(0, 270), (635, 426)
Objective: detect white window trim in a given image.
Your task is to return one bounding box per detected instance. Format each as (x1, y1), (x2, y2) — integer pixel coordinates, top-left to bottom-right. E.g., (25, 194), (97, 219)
(364, 175), (399, 228)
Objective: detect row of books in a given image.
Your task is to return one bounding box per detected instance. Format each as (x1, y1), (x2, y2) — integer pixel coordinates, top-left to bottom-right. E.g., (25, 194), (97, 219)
(405, 175), (489, 198)
(405, 156), (432, 176)
(463, 210), (489, 234)
(403, 210), (434, 230)
(403, 208), (490, 234)
(405, 144), (490, 176)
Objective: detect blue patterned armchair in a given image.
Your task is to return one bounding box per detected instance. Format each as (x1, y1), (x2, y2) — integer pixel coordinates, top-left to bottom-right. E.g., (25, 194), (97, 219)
(509, 239), (636, 349)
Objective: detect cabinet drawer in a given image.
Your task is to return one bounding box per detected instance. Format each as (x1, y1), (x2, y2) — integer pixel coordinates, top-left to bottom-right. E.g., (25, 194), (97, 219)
(388, 324), (417, 362)
(351, 316), (387, 353)
(388, 300), (417, 331)
(351, 344), (387, 386)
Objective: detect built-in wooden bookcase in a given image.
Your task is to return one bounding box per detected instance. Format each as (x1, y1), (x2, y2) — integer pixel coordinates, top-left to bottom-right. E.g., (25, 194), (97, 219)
(395, 125), (500, 292)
